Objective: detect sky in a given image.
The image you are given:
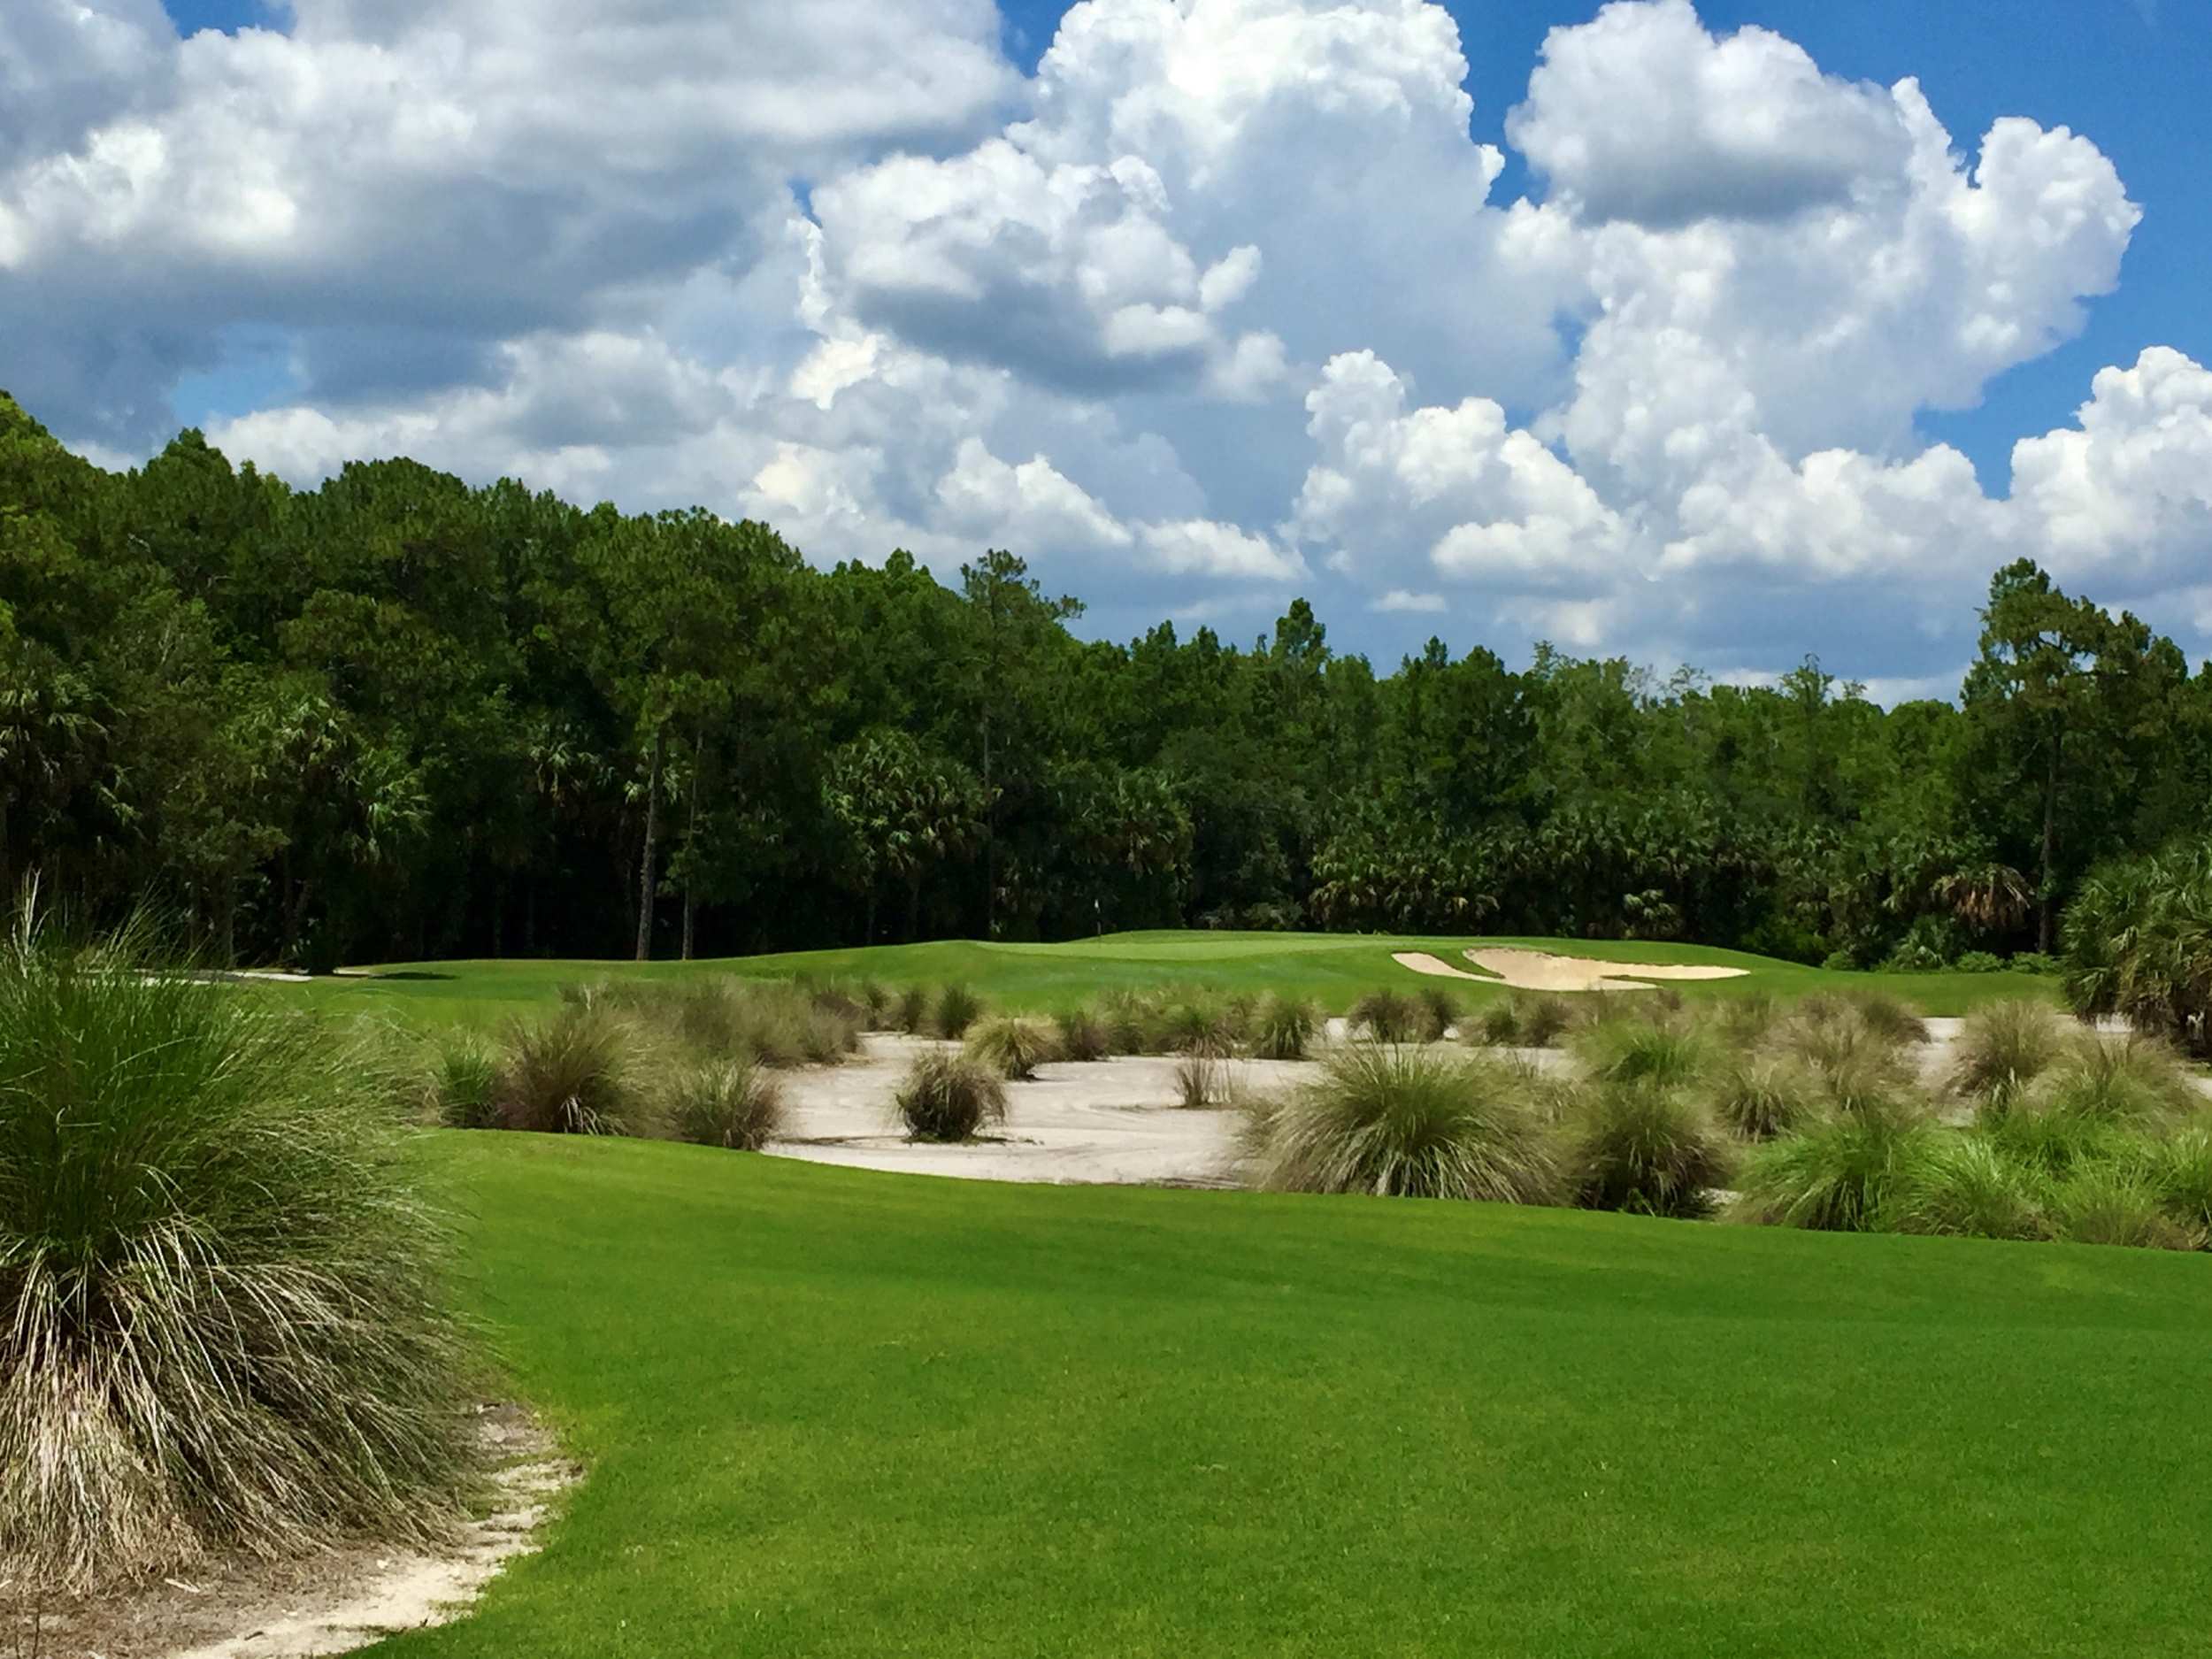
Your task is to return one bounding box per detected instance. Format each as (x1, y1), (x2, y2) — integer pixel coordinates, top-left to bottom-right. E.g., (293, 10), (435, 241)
(7, 0), (2212, 695)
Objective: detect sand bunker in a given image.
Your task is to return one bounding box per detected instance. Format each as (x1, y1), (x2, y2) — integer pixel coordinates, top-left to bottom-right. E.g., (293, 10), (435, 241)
(1394, 948), (1749, 994)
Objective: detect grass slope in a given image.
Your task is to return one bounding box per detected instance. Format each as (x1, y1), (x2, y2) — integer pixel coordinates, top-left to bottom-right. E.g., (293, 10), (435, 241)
(378, 1139), (2211, 1657)
(293, 932), (2052, 1029)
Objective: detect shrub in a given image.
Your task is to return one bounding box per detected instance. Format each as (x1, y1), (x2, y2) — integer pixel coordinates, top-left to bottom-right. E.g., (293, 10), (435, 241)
(1565, 1082), (1733, 1218)
(1242, 1045), (1562, 1202)
(494, 1004), (657, 1135)
(1055, 1007), (1111, 1064)
(1944, 999), (2069, 1105)
(1572, 1013), (1710, 1089)
(964, 1016), (1059, 1081)
(2050, 1166), (2202, 1250)
(1708, 1052), (1824, 1141)
(894, 1051), (1006, 1141)
(933, 984), (985, 1041)
(670, 1056), (784, 1150)
(1879, 1138), (2055, 1241)
(426, 1029), (501, 1129)
(1251, 994), (1318, 1061)
(1349, 989), (1418, 1044)
(2062, 841), (2212, 1052)
(1820, 949), (1859, 972)
(0, 919), (473, 1592)
(1732, 1116), (1942, 1232)
(1414, 987), (1460, 1043)
(2009, 951), (2061, 977)
(1954, 951), (2006, 975)
(892, 985), (932, 1035)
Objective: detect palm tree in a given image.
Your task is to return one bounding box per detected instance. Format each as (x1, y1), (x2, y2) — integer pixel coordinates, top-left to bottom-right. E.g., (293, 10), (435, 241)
(1935, 861), (2032, 935)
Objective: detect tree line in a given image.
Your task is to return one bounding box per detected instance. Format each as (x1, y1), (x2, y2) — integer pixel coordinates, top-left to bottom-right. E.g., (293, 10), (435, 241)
(4, 390), (2205, 970)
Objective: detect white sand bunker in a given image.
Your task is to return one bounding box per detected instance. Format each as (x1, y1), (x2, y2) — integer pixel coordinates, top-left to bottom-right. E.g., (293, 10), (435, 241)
(1394, 948), (1749, 994)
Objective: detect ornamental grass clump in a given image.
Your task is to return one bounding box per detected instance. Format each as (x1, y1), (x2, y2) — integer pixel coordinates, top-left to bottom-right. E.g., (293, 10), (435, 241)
(1731, 1111), (1941, 1232)
(493, 1003), (659, 1135)
(669, 1056), (784, 1150)
(1055, 1006), (1111, 1063)
(1571, 1010), (1711, 1089)
(1349, 989), (1418, 1045)
(2050, 1165), (2202, 1250)
(1878, 1137), (2055, 1241)
(1414, 987), (1460, 1043)
(2024, 1033), (2203, 1130)
(1250, 994), (1318, 1061)
(1565, 1081), (1733, 1218)
(0, 918), (475, 1594)
(895, 1051), (1006, 1141)
(1946, 999), (2070, 1106)
(1708, 1051), (1824, 1142)
(1157, 993), (1241, 1057)
(426, 1029), (501, 1129)
(893, 985), (932, 1034)
(933, 983), (986, 1041)
(2146, 1128), (2212, 1237)
(1241, 1044), (1562, 1202)
(964, 1016), (1060, 1081)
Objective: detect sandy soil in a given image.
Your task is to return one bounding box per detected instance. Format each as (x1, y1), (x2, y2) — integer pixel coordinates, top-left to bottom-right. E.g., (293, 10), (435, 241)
(45, 1406), (576, 1659)
(1393, 947), (1749, 993)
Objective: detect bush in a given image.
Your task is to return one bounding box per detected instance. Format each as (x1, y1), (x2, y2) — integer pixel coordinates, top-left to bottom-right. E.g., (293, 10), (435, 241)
(1954, 951), (2006, 975)
(0, 920), (473, 1592)
(964, 1016), (1059, 1081)
(426, 1029), (501, 1128)
(670, 1056), (784, 1150)
(1565, 1082), (1733, 1218)
(1708, 1052), (1824, 1142)
(1349, 989), (1418, 1044)
(1055, 1007), (1110, 1064)
(1242, 1045), (1562, 1202)
(495, 1004), (657, 1135)
(1878, 1138), (2055, 1241)
(933, 984), (985, 1040)
(892, 984), (932, 1034)
(894, 1051), (1006, 1141)
(2050, 1166), (2202, 1250)
(1820, 949), (1859, 972)
(1732, 1116), (1942, 1232)
(1944, 999), (2069, 1105)
(1414, 987), (1460, 1043)
(1251, 994), (1318, 1061)
(1572, 1012), (1710, 1089)
(2062, 842), (2212, 1051)
(2009, 951), (2061, 977)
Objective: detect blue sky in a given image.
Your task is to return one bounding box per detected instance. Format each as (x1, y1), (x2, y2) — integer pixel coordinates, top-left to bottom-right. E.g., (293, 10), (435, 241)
(12, 0), (2200, 684)
(153, 0), (2208, 495)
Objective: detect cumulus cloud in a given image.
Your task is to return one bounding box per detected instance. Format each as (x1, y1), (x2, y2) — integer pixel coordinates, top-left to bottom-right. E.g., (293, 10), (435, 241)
(5, 0), (2207, 680)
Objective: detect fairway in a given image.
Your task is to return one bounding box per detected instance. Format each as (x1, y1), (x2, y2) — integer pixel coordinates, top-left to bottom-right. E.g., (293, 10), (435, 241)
(374, 1137), (2212, 1658)
(289, 932), (2056, 1030)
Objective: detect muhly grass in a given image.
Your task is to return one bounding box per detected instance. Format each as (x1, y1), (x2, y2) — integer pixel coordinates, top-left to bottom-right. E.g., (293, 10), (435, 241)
(2025, 1033), (2204, 1128)
(1242, 1043), (1562, 1202)
(1054, 1007), (1111, 1064)
(1173, 1048), (1229, 1109)
(892, 985), (932, 1035)
(1414, 986), (1460, 1043)
(669, 1056), (785, 1151)
(1707, 1050), (1824, 1141)
(933, 984), (987, 1041)
(1878, 1137), (2055, 1242)
(1348, 989), (1419, 1045)
(0, 920), (475, 1594)
(493, 1003), (660, 1136)
(894, 1050), (1006, 1141)
(2050, 1165), (2203, 1251)
(1565, 1080), (1733, 1219)
(964, 1016), (1060, 1081)
(1250, 993), (1318, 1061)
(426, 1028), (502, 1129)
(1731, 1112), (1943, 1232)
(1571, 1012), (1711, 1088)
(1945, 999), (2071, 1105)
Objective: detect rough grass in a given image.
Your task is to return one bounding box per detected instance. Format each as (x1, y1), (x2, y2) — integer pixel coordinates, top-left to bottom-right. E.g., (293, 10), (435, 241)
(894, 1050), (1006, 1141)
(1242, 1044), (1562, 1202)
(1565, 1081), (1733, 1219)
(668, 1056), (785, 1151)
(964, 1016), (1060, 1081)
(0, 919), (474, 1594)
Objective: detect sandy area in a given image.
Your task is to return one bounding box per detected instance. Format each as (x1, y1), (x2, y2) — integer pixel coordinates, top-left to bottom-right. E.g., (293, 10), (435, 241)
(1393, 947), (1749, 993)
(48, 1406), (576, 1659)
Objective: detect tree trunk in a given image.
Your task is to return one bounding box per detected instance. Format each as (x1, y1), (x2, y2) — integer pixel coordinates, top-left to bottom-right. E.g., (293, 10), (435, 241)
(681, 729), (701, 962)
(218, 873), (237, 967)
(635, 721), (665, 963)
(981, 710), (995, 941)
(2038, 723), (2062, 955)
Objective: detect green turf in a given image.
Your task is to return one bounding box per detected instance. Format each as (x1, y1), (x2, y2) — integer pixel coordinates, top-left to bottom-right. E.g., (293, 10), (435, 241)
(290, 932), (2055, 1029)
(374, 1138), (2212, 1656)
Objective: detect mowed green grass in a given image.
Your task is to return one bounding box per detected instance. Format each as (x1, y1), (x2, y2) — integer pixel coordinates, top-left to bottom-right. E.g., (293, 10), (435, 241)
(292, 932), (2054, 1030)
(376, 1138), (2212, 1657)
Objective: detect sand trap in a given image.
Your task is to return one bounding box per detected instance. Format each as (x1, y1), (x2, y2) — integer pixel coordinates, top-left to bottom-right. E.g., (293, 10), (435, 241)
(1395, 947), (1749, 994)
(53, 1406), (576, 1659)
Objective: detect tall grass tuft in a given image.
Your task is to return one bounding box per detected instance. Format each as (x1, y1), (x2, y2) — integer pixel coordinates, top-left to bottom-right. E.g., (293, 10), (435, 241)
(0, 918), (474, 1593)
(1414, 987), (1460, 1043)
(669, 1056), (784, 1150)
(1571, 1012), (1710, 1088)
(1565, 1082), (1732, 1218)
(494, 1003), (657, 1135)
(964, 1016), (1059, 1081)
(1055, 1006), (1110, 1064)
(1879, 1137), (2054, 1241)
(1732, 1114), (1941, 1232)
(1098, 989), (1155, 1055)
(1842, 990), (1932, 1048)
(893, 984), (932, 1035)
(933, 984), (986, 1041)
(2147, 1128), (2212, 1237)
(1158, 994), (1241, 1057)
(895, 1051), (1006, 1141)
(425, 1028), (501, 1129)
(1349, 989), (1418, 1044)
(1708, 1051), (1824, 1141)
(1173, 1048), (1228, 1109)
(2050, 1166), (2202, 1250)
(1250, 994), (1318, 1061)
(2026, 1034), (2203, 1129)
(1946, 999), (2069, 1105)
(1242, 1044), (1562, 1202)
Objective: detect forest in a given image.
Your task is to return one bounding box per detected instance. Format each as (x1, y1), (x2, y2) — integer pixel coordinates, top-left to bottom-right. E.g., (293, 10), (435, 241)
(4, 388), (2205, 971)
